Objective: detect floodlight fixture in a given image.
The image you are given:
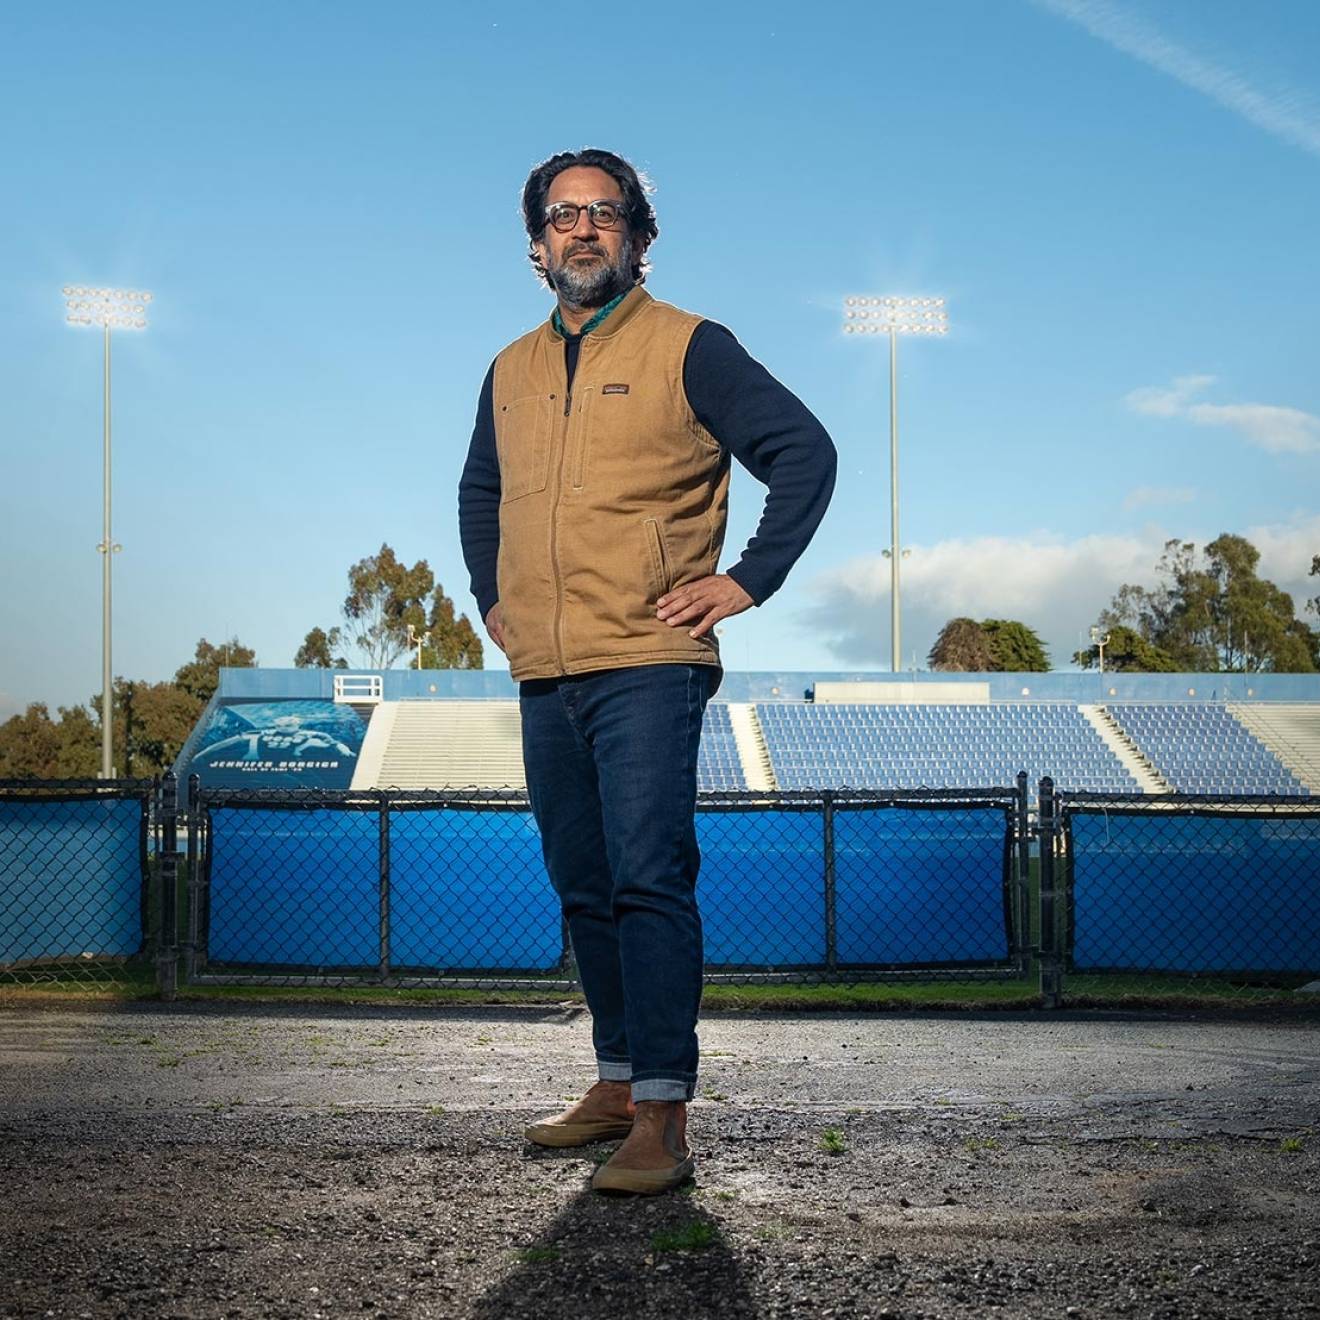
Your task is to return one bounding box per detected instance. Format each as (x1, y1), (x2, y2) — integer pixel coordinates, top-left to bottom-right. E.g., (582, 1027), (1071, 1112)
(62, 284), (154, 778)
(841, 294), (950, 672)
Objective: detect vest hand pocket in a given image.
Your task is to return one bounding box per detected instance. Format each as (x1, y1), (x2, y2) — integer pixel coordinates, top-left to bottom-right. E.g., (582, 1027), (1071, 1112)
(643, 517), (673, 601)
(496, 394), (553, 503)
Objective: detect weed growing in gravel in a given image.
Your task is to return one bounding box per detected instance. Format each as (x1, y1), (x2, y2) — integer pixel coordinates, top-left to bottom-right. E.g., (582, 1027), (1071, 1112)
(517, 1247), (560, 1264)
(702, 1089), (728, 1102)
(425, 1104), (446, 1117)
(963, 1136), (1001, 1154)
(820, 1128), (847, 1156)
(1280, 1137), (1304, 1154)
(711, 1190), (739, 1202)
(651, 1221), (719, 1252)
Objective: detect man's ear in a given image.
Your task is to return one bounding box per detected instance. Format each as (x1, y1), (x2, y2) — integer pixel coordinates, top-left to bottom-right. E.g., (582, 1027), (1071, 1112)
(533, 236), (549, 271)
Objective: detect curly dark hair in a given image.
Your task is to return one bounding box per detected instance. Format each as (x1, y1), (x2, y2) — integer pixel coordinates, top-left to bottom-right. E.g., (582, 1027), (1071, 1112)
(521, 148), (659, 284)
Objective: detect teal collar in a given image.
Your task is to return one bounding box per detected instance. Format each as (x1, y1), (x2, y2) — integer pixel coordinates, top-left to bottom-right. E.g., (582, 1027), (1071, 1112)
(552, 291), (627, 338)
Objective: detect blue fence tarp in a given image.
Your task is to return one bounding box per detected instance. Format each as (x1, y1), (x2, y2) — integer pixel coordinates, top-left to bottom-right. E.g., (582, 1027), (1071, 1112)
(834, 807), (1011, 964)
(390, 809), (561, 971)
(697, 811), (825, 966)
(207, 808), (379, 967)
(0, 797), (145, 965)
(201, 802), (1014, 973)
(1069, 811), (1320, 973)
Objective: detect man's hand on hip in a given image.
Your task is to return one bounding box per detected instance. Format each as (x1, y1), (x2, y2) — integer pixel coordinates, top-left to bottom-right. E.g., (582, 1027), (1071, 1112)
(657, 575), (754, 639)
(485, 603), (507, 654)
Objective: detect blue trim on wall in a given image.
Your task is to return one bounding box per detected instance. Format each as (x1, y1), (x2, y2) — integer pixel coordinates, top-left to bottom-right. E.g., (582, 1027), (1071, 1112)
(216, 668), (1320, 704)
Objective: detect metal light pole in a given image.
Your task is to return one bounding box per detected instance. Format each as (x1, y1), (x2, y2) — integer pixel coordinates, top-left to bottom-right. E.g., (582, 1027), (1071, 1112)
(63, 286), (152, 779)
(843, 296), (948, 672)
(407, 623), (431, 671)
(1090, 626), (1110, 675)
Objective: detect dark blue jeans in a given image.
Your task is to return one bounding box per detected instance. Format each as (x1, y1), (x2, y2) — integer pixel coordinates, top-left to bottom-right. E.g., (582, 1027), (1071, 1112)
(519, 662), (719, 1102)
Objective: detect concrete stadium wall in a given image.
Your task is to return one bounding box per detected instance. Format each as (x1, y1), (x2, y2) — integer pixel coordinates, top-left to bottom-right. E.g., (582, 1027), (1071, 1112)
(217, 668), (1320, 704)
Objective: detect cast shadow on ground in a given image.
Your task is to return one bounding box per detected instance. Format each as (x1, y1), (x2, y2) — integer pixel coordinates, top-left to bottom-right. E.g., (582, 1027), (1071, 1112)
(469, 1170), (758, 1320)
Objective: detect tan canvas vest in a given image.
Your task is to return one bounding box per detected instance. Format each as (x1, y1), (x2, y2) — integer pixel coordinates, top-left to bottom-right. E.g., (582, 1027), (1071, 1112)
(491, 285), (729, 681)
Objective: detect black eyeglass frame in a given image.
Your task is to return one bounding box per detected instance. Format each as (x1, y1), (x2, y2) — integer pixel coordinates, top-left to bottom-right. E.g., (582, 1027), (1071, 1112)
(542, 199), (628, 233)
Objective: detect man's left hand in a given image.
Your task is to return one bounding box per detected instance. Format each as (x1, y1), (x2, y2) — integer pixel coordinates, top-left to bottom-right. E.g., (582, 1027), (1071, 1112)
(657, 574), (755, 638)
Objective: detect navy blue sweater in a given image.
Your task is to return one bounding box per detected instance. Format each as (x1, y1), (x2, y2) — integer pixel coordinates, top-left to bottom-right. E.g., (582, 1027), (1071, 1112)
(458, 319), (837, 623)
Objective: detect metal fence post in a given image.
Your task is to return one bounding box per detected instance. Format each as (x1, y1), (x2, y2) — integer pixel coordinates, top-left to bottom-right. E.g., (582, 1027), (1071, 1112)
(1037, 776), (1062, 1008)
(822, 790), (838, 973)
(378, 791), (391, 982)
(1015, 770), (1031, 971)
(157, 772), (179, 1001)
(182, 774), (201, 985)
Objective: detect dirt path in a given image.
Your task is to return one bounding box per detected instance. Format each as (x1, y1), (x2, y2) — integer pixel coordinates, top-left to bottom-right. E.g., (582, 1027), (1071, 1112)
(1, 1003), (1317, 1318)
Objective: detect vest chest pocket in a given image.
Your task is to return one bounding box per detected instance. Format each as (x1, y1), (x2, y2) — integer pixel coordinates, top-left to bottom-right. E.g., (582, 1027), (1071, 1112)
(496, 394), (553, 503)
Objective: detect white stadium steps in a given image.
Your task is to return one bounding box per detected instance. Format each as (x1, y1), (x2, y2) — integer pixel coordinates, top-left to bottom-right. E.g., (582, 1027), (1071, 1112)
(369, 700), (526, 790)
(1229, 704), (1320, 794)
(728, 702), (777, 791)
(1083, 705), (1169, 794)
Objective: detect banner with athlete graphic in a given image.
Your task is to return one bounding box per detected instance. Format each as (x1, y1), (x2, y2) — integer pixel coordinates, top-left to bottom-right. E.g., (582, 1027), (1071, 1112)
(184, 700), (366, 789)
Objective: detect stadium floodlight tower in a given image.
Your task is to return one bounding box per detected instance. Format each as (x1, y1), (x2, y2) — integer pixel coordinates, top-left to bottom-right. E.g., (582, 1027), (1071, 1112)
(842, 295), (948, 672)
(62, 285), (153, 779)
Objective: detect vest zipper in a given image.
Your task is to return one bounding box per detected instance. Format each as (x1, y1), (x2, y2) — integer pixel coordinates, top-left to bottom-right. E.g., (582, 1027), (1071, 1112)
(551, 343), (583, 673)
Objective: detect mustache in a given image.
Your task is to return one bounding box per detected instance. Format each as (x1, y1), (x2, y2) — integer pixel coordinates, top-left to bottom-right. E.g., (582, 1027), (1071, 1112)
(563, 241), (604, 259)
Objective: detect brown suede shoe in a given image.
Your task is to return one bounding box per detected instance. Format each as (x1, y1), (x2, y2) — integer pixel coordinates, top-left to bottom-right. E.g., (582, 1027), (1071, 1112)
(524, 1114), (635, 1148)
(591, 1148), (695, 1195)
(524, 1082), (635, 1148)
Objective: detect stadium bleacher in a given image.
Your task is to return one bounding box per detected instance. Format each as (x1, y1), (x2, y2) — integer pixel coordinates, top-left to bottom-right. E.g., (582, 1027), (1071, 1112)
(697, 703), (748, 790)
(756, 702), (1140, 793)
(178, 671), (1319, 800)
(1107, 704), (1307, 796)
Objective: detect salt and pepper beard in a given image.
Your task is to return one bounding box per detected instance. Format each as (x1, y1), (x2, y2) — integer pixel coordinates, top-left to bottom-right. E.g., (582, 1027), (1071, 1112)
(543, 234), (636, 310)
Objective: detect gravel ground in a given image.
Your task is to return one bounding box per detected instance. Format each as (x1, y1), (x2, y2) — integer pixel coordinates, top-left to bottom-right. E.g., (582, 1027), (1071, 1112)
(0, 1001), (1317, 1319)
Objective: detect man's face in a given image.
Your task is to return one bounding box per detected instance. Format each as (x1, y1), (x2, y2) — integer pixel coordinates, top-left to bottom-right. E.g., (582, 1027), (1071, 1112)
(535, 165), (642, 309)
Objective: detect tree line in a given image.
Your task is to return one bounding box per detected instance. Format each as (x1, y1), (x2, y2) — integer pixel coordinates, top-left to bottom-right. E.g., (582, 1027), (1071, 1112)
(928, 533), (1316, 673)
(0, 545), (483, 780)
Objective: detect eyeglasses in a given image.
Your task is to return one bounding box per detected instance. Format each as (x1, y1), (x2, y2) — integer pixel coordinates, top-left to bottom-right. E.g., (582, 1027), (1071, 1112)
(543, 199), (627, 233)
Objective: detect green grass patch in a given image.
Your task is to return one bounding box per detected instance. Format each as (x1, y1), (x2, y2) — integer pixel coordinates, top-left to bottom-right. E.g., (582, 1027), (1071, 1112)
(1280, 1137), (1304, 1154)
(516, 1246), (560, 1264)
(820, 1127), (847, 1156)
(651, 1221), (719, 1253)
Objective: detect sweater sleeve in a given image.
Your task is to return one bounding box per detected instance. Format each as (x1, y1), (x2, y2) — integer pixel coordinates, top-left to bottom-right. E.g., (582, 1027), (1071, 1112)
(457, 361), (501, 621)
(683, 322), (837, 606)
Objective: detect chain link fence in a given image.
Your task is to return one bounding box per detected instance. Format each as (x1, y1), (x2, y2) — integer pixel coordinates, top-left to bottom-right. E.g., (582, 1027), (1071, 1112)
(1041, 780), (1320, 1002)
(4, 772), (1318, 1003)
(0, 778), (159, 987)
(186, 781), (1030, 990)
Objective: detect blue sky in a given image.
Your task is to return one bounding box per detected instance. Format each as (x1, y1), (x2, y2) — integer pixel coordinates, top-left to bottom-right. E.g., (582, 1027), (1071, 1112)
(2, 0), (1318, 717)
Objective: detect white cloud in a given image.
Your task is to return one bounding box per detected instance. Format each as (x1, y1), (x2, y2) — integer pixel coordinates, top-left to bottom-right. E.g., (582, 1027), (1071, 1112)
(1185, 402), (1320, 456)
(802, 531), (1162, 668)
(803, 517), (1320, 669)
(1034, 0), (1320, 158)
(1248, 513), (1320, 607)
(1123, 485), (1196, 511)
(1124, 374), (1320, 456)
(1125, 374), (1215, 418)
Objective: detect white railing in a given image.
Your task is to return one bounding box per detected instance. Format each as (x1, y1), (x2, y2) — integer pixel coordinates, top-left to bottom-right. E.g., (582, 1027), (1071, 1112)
(334, 673), (384, 704)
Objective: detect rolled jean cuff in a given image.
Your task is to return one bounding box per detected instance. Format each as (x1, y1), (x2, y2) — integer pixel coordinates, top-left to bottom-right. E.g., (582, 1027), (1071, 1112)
(597, 1057), (632, 1082)
(631, 1076), (696, 1103)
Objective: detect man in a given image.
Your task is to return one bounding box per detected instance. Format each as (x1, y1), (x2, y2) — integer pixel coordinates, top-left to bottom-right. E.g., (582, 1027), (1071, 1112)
(458, 148), (835, 1194)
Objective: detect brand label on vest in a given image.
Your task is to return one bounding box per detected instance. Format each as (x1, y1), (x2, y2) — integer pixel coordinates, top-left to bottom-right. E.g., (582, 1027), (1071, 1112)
(602, 383), (630, 395)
